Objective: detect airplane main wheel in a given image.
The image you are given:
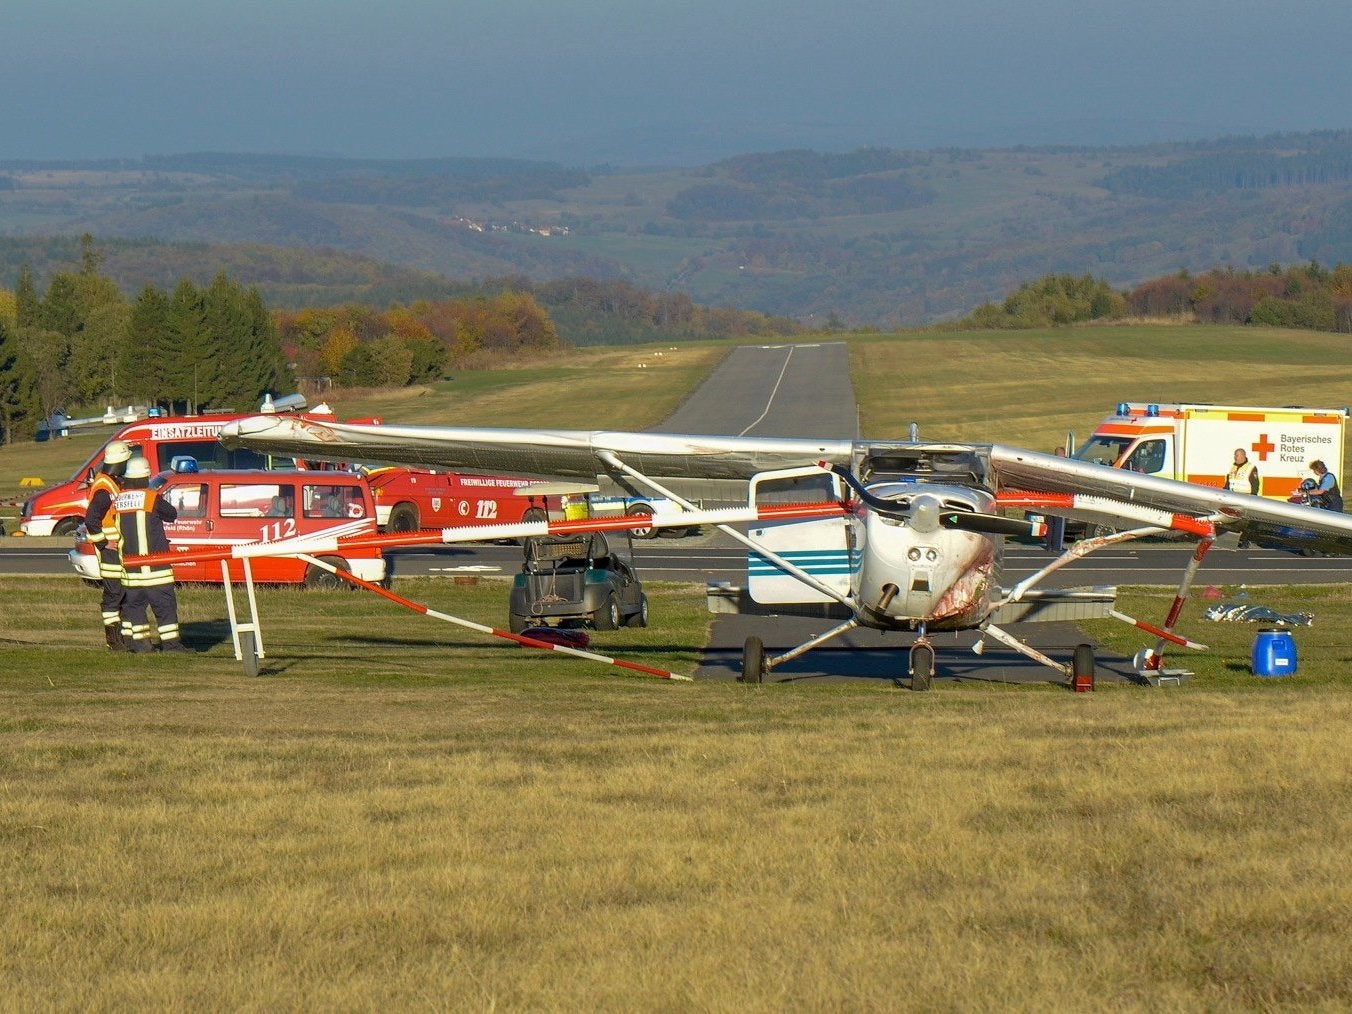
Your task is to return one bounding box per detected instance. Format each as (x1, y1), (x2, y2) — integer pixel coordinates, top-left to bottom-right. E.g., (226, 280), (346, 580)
(909, 642), (935, 691)
(740, 636), (768, 684)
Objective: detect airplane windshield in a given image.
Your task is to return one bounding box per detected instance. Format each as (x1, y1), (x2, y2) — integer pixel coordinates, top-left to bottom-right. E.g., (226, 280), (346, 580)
(1075, 436), (1131, 467)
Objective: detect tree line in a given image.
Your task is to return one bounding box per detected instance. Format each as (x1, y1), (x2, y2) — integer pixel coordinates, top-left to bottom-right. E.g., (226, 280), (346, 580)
(0, 236), (289, 443)
(0, 247), (571, 443)
(956, 263), (1352, 334)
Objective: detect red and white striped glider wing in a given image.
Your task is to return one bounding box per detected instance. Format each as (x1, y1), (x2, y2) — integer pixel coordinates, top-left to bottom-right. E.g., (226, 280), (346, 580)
(990, 444), (1352, 554)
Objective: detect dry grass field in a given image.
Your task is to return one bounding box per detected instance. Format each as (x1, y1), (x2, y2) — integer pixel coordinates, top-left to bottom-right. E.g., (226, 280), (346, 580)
(851, 325), (1352, 469)
(3, 577), (1352, 1009)
(4, 324), (1352, 1007)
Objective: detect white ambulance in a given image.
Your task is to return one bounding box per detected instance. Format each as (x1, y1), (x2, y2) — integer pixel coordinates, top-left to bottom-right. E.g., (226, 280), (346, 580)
(1074, 402), (1347, 500)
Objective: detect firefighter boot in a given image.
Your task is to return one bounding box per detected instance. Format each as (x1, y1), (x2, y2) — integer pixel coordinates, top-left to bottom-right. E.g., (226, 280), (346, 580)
(104, 625), (125, 652)
(160, 639), (192, 653)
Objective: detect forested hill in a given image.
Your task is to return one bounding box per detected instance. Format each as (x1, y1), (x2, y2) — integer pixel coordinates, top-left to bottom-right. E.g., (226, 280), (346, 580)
(5, 130), (1352, 325)
(0, 236), (802, 347)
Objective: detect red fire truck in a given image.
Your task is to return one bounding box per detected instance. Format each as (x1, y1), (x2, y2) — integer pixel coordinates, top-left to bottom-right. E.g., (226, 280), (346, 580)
(364, 467), (555, 532)
(20, 400), (365, 537)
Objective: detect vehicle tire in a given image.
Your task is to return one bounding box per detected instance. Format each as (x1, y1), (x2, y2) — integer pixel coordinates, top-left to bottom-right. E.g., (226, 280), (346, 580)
(593, 594), (621, 631)
(740, 636), (767, 684)
(522, 507), (548, 525)
(388, 502), (420, 533)
(1083, 522), (1117, 540)
(909, 642), (935, 691)
(239, 629), (261, 678)
(52, 517), (80, 537)
(626, 504), (658, 539)
(626, 593), (649, 627)
(509, 612), (530, 634)
(304, 555), (351, 590)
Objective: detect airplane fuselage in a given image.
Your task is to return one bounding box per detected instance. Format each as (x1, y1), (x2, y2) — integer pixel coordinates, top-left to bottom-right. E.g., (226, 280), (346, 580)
(850, 481), (1001, 632)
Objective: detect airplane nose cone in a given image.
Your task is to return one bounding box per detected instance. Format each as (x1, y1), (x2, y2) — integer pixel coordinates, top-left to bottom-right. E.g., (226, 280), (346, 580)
(909, 493), (943, 533)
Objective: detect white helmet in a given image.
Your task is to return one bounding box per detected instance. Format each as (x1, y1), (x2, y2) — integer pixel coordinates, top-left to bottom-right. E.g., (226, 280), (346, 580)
(124, 456), (152, 480)
(104, 440), (133, 465)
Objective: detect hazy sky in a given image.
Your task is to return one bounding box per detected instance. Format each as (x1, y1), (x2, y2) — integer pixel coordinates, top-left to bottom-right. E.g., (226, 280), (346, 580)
(8, 0), (1352, 165)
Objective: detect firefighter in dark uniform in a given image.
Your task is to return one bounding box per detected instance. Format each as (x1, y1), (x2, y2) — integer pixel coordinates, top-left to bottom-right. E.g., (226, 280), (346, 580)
(84, 439), (133, 650)
(115, 455), (190, 653)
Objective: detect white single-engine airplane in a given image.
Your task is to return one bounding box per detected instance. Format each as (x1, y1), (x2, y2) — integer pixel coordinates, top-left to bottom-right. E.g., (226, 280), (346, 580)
(216, 416), (1352, 687)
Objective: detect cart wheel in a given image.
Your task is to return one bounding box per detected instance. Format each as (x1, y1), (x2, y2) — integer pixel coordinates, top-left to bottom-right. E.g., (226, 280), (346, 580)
(239, 629), (261, 678)
(593, 594), (621, 631)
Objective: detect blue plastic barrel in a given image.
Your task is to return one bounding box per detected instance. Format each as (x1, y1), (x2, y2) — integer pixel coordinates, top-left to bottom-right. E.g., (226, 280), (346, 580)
(1252, 628), (1297, 677)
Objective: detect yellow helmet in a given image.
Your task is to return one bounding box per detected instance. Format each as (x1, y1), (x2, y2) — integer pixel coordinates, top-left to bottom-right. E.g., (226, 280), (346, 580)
(124, 456), (152, 480)
(104, 440), (133, 465)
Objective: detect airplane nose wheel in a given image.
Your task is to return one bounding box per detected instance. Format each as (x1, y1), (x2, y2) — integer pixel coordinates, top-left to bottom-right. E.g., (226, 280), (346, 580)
(906, 638), (935, 691)
(739, 635), (768, 684)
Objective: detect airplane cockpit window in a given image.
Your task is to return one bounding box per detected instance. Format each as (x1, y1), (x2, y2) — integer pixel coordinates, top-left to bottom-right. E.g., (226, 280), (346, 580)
(859, 445), (989, 487)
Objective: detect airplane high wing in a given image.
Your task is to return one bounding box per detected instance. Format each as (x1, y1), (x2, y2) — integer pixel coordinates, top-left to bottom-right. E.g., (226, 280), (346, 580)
(219, 415), (1352, 687)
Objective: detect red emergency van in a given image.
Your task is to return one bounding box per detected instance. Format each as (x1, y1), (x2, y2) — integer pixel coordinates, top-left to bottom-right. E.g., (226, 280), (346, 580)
(20, 403), (363, 537)
(70, 470), (385, 588)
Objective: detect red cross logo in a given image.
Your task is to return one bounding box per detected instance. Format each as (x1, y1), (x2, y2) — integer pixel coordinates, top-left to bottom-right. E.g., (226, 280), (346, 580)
(1251, 433), (1275, 461)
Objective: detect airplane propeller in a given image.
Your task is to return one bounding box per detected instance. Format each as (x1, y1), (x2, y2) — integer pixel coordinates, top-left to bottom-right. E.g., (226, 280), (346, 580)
(939, 511), (1043, 537)
(818, 461), (1043, 537)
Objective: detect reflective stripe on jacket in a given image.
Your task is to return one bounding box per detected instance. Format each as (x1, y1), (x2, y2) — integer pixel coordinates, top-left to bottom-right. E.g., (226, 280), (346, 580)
(115, 489), (178, 587)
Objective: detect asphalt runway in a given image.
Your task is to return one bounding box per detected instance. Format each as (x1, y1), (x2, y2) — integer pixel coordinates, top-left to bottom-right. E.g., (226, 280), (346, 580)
(654, 341), (858, 438)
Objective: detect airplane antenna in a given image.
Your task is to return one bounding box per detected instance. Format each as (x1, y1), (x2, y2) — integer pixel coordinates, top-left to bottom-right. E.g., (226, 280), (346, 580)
(908, 422), (919, 442)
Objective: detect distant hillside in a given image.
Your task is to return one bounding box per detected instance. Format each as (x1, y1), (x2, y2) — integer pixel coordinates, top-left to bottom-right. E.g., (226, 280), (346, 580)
(5, 131), (1352, 325)
(0, 236), (800, 347)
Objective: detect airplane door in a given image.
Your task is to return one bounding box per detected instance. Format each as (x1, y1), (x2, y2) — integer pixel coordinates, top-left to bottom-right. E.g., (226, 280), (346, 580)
(747, 516), (852, 604)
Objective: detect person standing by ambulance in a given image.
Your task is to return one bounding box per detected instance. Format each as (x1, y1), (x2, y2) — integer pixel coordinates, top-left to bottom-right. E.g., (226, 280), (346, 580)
(1226, 448), (1260, 494)
(115, 456), (189, 653)
(1306, 460), (1343, 512)
(83, 439), (132, 650)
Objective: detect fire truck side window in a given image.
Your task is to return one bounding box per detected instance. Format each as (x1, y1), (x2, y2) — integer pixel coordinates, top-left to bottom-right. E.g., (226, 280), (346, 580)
(221, 483), (285, 518)
(304, 484), (366, 519)
(166, 483), (208, 518)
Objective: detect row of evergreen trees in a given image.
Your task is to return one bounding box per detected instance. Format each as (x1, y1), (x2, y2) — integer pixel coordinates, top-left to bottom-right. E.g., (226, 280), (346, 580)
(0, 236), (290, 443)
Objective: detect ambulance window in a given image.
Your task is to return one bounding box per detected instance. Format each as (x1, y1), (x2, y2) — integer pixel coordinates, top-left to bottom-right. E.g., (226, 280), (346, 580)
(1075, 436), (1131, 466)
(221, 483), (285, 518)
(165, 483), (208, 518)
(1125, 440), (1166, 474)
